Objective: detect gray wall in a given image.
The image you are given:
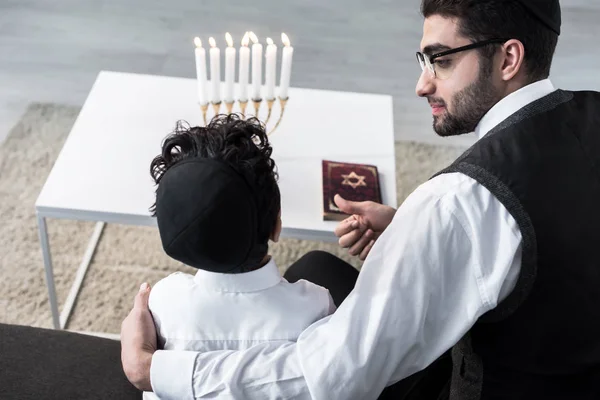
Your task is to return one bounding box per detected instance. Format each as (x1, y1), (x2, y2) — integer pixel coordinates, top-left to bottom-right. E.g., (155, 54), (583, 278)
(1, 0), (599, 146)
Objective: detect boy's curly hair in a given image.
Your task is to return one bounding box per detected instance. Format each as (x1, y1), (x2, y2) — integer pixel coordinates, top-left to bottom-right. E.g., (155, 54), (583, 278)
(150, 114), (280, 246)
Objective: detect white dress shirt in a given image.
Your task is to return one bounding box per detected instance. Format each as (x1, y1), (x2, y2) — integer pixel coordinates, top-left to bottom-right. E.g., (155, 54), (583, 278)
(150, 79), (557, 400)
(147, 258), (335, 399)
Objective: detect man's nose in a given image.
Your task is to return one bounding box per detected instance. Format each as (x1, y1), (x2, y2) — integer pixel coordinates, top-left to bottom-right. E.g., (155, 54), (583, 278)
(415, 70), (435, 98)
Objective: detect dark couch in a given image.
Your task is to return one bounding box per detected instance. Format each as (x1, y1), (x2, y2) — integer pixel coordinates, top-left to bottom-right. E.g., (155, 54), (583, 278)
(0, 323), (141, 400)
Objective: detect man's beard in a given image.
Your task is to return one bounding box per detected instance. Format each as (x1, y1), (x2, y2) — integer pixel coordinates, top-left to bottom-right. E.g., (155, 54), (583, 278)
(431, 65), (502, 137)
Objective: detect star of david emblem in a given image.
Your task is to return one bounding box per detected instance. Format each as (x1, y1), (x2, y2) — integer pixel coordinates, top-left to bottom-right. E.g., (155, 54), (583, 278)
(341, 171), (367, 189)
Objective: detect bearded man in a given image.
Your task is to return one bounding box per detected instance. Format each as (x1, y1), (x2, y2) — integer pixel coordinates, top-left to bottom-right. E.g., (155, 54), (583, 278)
(121, 1), (600, 398)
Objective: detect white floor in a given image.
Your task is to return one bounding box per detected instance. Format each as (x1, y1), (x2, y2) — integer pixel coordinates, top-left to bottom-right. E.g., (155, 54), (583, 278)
(1, 0), (600, 147)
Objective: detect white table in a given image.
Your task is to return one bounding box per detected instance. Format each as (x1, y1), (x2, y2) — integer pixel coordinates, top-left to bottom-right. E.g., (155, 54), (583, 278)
(35, 71), (397, 330)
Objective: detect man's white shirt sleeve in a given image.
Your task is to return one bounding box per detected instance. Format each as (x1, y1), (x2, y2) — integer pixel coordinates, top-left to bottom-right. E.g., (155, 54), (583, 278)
(150, 172), (522, 399)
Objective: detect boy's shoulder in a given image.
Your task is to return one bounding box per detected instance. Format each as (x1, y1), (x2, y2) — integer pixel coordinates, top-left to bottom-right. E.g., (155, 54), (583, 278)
(281, 278), (335, 313)
(149, 272), (195, 305)
(283, 277), (329, 295)
(154, 271), (194, 289)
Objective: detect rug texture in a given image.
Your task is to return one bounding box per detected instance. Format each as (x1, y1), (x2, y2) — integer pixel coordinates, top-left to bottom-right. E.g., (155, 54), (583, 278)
(0, 103), (466, 333)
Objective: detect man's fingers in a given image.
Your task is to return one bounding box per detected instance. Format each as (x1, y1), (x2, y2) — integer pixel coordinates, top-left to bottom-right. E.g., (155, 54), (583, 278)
(348, 230), (373, 256)
(334, 216), (358, 237)
(121, 284), (156, 392)
(339, 226), (367, 248)
(134, 282), (151, 310)
(359, 240), (376, 261)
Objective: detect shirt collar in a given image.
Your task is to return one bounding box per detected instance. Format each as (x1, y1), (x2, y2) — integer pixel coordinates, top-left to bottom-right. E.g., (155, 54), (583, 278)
(193, 258), (282, 293)
(474, 79), (556, 140)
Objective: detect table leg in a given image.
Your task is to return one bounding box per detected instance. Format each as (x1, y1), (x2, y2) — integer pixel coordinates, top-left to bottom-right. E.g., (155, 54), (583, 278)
(60, 222), (105, 329)
(37, 214), (60, 330)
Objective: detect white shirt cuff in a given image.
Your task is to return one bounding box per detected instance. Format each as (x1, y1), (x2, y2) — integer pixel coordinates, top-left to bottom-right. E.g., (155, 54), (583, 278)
(151, 350), (197, 400)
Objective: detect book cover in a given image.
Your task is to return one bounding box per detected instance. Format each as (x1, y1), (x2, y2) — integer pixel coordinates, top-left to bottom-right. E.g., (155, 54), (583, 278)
(322, 160), (382, 221)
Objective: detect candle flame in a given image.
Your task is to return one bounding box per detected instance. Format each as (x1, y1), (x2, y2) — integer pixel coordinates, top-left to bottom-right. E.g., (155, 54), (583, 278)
(281, 32), (291, 47)
(194, 37), (202, 48)
(249, 31), (259, 44)
(208, 37), (216, 48)
(241, 32), (250, 46)
(266, 37), (274, 46)
(225, 32), (233, 47)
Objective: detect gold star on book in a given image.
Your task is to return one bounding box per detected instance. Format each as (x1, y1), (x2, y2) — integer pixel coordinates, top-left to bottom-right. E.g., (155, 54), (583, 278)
(341, 171), (367, 189)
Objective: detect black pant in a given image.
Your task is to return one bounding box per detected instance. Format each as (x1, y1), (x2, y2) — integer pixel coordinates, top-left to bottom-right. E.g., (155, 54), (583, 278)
(284, 251), (452, 400)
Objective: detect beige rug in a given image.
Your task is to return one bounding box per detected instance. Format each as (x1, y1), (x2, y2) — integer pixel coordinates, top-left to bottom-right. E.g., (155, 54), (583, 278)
(0, 103), (466, 334)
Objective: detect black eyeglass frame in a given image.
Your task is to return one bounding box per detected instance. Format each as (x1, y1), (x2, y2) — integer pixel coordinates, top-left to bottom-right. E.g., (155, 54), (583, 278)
(416, 38), (510, 77)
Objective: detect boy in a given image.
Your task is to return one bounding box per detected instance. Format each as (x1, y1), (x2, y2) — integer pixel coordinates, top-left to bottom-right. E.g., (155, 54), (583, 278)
(144, 114), (336, 398)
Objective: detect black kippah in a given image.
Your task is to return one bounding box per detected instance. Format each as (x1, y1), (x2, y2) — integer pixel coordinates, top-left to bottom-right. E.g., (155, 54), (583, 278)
(155, 158), (267, 273)
(516, 0), (561, 35)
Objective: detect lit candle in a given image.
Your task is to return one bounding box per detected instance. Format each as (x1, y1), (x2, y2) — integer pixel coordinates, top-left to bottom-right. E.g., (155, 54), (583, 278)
(265, 37), (277, 100)
(224, 32), (236, 104)
(208, 37), (221, 104)
(249, 31), (263, 100)
(194, 37), (208, 105)
(238, 32), (250, 102)
(279, 33), (294, 100)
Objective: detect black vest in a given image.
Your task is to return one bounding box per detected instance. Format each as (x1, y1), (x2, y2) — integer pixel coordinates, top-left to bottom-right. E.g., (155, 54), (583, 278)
(433, 89), (600, 399)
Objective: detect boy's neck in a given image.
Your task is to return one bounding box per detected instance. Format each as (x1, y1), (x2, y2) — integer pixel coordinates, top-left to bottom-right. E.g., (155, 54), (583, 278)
(246, 254), (271, 272)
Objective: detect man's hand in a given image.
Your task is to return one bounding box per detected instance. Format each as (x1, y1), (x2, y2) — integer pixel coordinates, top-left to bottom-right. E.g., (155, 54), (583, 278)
(121, 282), (157, 392)
(334, 194), (396, 260)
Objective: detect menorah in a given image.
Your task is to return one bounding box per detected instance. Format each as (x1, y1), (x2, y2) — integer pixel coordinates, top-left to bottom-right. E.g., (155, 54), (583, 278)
(199, 93), (289, 136)
(193, 31), (293, 135)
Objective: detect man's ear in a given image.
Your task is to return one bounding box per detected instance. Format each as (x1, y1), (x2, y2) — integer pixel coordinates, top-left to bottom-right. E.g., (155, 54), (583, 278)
(499, 39), (526, 82)
(270, 210), (282, 243)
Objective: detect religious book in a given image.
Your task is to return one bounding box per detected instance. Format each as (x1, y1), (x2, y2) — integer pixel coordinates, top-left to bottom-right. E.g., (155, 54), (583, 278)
(322, 160), (382, 221)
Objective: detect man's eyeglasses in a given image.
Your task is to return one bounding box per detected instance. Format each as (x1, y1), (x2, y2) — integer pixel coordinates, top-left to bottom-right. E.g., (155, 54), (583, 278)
(416, 38), (509, 80)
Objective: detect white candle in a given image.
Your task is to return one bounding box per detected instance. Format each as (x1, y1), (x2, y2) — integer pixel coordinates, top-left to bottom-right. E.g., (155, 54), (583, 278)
(265, 37), (277, 100)
(208, 37), (221, 104)
(238, 32), (250, 102)
(249, 31), (263, 100)
(279, 33), (294, 100)
(224, 32), (236, 104)
(194, 37), (208, 105)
